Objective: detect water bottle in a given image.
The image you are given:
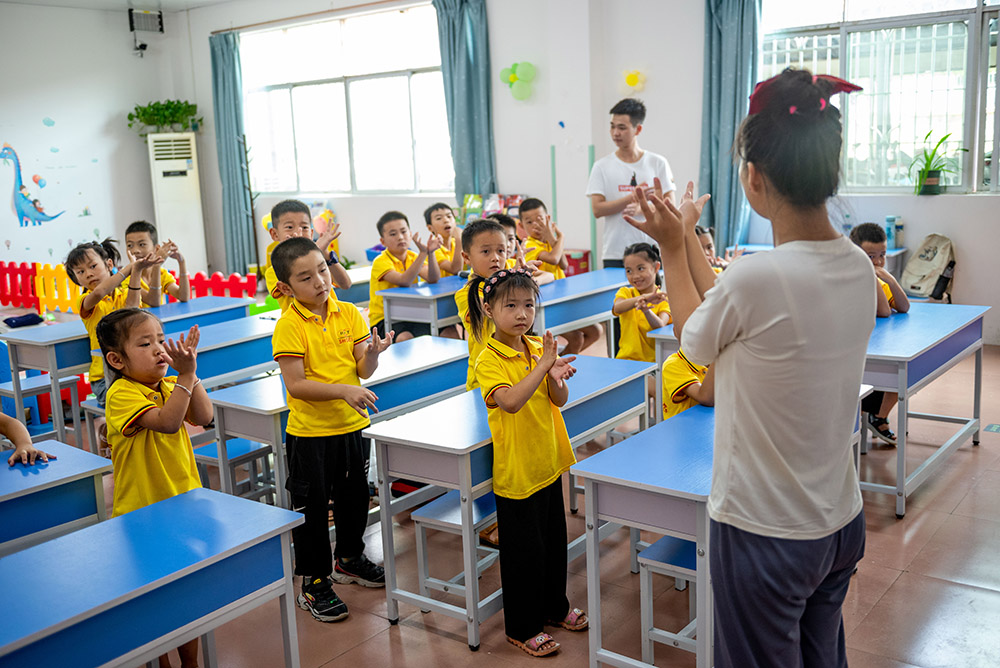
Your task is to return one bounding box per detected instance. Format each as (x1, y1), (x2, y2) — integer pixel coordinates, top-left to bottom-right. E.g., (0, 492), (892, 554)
(930, 260), (955, 300)
(894, 222), (905, 248)
(884, 216), (896, 249)
(842, 213), (853, 237)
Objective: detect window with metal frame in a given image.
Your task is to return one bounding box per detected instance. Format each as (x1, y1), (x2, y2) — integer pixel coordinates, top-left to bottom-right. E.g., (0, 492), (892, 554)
(239, 4), (455, 195)
(761, 2), (1000, 193)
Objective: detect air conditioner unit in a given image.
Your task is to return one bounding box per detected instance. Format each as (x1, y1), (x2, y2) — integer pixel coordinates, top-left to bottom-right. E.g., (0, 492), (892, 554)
(147, 132), (208, 275)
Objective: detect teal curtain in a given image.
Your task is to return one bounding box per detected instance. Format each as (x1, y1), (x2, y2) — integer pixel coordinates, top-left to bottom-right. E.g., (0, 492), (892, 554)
(210, 32), (253, 274)
(698, 0), (760, 251)
(432, 0), (496, 202)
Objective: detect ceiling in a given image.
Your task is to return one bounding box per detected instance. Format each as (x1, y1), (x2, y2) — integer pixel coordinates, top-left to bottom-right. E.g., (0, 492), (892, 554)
(0, 0), (234, 11)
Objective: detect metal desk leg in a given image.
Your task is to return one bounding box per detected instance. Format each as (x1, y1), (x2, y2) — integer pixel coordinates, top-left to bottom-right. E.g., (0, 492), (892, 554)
(68, 383), (79, 446)
(84, 404), (99, 455)
(695, 504), (713, 668)
(653, 340), (664, 425)
(377, 440), (400, 625)
(605, 317), (614, 358)
(458, 457), (481, 650)
(279, 533), (302, 668)
(7, 345), (26, 429)
(584, 479), (601, 668)
(272, 413), (289, 508)
(384, 301), (394, 338)
(430, 300), (439, 337)
(214, 407), (233, 497)
(46, 347), (66, 442)
(973, 347), (982, 445)
(895, 363), (908, 518)
(200, 630), (218, 668)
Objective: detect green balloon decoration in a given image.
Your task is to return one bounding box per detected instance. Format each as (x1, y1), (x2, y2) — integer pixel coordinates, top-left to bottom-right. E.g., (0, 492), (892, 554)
(501, 61), (537, 100)
(513, 62), (536, 82)
(511, 80), (532, 100)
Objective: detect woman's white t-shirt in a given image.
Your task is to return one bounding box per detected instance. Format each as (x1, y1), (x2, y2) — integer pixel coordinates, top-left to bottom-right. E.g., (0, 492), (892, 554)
(683, 236), (874, 540)
(586, 152), (675, 261)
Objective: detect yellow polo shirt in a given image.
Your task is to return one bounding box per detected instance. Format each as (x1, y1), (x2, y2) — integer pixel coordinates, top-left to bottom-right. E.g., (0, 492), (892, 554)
(614, 286), (671, 362)
(433, 237), (460, 276)
(524, 237), (566, 280)
(106, 376), (202, 516)
(475, 335), (575, 499)
(456, 278), (492, 390)
(878, 278), (896, 310)
(77, 285), (130, 383)
(272, 297), (372, 437)
(368, 249), (421, 326)
(662, 350), (707, 421)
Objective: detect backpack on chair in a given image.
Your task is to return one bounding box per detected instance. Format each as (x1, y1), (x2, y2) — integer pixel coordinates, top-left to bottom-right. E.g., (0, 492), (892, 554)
(900, 234), (955, 298)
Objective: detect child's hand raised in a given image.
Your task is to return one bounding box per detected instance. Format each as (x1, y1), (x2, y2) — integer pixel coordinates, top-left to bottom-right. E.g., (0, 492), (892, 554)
(533, 330), (560, 371)
(316, 222), (342, 253)
(164, 325), (199, 376)
(412, 233), (428, 254)
(365, 327), (394, 357)
(641, 291), (669, 307)
(426, 233), (443, 253)
(134, 251), (166, 271)
(341, 385), (379, 416)
(548, 354), (577, 388)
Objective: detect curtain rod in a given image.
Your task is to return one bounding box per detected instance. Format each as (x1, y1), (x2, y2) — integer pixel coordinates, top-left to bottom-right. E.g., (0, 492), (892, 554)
(209, 0), (415, 35)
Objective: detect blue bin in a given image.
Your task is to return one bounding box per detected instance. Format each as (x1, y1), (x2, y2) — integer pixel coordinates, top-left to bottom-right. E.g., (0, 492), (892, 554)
(365, 245), (386, 262)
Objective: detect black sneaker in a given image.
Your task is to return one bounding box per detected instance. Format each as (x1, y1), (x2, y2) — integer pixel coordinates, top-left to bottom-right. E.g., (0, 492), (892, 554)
(297, 576), (349, 622)
(332, 554), (385, 588)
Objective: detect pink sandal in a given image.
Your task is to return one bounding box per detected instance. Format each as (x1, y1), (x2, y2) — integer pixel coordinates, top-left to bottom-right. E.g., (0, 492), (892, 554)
(507, 632), (560, 657)
(549, 607), (588, 631)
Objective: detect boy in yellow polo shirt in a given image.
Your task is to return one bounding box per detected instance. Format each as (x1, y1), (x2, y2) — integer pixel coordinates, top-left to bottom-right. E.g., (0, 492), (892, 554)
(264, 199), (352, 312)
(520, 198), (602, 354)
(661, 349), (715, 420)
(368, 210), (440, 341)
(271, 237), (393, 623)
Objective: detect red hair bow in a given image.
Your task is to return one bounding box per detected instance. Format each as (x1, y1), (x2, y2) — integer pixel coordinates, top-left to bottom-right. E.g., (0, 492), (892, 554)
(748, 73), (862, 115)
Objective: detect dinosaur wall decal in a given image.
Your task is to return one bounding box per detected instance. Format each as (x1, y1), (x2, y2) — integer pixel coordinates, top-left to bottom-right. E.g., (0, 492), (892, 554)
(1, 143), (64, 227)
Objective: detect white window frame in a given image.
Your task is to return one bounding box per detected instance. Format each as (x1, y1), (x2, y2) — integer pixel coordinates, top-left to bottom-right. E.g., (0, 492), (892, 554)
(763, 4), (1000, 193)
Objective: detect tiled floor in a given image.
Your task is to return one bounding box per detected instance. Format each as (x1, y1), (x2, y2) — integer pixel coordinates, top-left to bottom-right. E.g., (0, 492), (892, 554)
(52, 334), (1000, 667)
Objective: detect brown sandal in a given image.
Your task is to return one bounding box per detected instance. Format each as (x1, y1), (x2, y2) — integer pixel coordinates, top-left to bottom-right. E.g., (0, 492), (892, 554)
(507, 633), (560, 657)
(548, 607), (588, 631)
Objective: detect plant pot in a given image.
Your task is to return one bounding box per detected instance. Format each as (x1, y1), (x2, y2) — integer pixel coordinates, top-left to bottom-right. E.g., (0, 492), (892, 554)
(918, 169), (942, 195)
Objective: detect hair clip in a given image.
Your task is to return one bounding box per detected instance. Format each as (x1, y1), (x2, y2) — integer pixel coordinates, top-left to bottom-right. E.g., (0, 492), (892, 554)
(748, 72), (862, 115)
(789, 105), (798, 115)
(819, 98), (827, 111)
(484, 284), (492, 294)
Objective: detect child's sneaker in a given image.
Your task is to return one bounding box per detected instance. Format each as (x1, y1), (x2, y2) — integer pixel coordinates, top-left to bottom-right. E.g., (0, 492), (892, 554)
(332, 554), (385, 588)
(297, 576), (349, 622)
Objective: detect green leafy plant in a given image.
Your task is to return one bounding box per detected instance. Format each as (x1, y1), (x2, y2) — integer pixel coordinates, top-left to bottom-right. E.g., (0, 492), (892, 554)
(340, 256), (356, 269)
(127, 100), (204, 137)
(908, 131), (967, 194)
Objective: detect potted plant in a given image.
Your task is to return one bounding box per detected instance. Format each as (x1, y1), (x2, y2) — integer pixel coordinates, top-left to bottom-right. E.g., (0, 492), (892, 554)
(127, 100), (204, 137)
(908, 131), (966, 195)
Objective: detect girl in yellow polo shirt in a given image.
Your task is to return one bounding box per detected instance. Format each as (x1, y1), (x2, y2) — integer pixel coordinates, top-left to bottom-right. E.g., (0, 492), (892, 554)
(97, 307), (213, 668)
(468, 268), (588, 658)
(613, 243), (671, 399)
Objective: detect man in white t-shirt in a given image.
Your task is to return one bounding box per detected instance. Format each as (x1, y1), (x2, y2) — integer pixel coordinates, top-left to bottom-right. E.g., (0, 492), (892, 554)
(586, 98), (676, 269)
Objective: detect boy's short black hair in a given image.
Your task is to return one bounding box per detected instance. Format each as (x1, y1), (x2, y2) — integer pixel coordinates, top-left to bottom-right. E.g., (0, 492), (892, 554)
(610, 98), (647, 126)
(694, 225), (713, 237)
(423, 202), (453, 227)
(849, 222), (886, 246)
(377, 210), (409, 237)
(270, 200), (310, 226)
(271, 237), (322, 284)
(461, 218), (505, 249)
(487, 212), (517, 232)
(125, 220), (158, 244)
(518, 198), (547, 217)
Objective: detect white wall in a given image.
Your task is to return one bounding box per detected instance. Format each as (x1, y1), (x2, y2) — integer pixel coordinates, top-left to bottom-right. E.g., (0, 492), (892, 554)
(487, 0), (705, 261)
(0, 2), (175, 267)
(836, 194), (1000, 344)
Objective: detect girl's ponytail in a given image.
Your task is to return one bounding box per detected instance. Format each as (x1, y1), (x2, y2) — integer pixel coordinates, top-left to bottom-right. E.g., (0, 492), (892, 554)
(99, 237), (121, 267)
(466, 274), (489, 343)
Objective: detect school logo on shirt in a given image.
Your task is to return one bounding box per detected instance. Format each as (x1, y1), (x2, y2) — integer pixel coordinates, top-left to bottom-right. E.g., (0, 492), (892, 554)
(338, 327), (352, 344)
